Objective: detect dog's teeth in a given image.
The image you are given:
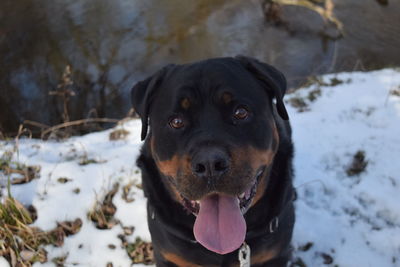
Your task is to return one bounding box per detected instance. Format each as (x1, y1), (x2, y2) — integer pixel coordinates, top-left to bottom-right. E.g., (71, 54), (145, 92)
(239, 193), (245, 199)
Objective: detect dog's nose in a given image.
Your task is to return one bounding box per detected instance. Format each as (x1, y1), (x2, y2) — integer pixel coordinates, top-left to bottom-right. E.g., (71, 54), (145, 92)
(191, 147), (230, 179)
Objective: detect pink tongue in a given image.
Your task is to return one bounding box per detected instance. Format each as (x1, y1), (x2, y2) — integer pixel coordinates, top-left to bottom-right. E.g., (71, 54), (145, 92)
(193, 194), (246, 254)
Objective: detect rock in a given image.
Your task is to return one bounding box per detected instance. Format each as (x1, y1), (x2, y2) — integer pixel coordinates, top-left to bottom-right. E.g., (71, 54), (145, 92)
(1, 0), (400, 136)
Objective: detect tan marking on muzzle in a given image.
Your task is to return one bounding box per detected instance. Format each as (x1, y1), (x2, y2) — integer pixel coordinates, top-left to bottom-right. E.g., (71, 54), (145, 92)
(247, 147), (276, 207)
(231, 145), (277, 207)
(150, 137), (191, 203)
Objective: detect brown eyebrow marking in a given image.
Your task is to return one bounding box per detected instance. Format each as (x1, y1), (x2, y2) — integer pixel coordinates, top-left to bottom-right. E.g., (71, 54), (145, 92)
(181, 97), (190, 110)
(221, 92), (233, 104)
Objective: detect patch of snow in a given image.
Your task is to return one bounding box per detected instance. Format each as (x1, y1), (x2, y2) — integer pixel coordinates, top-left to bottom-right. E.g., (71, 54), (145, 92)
(288, 69), (400, 266)
(0, 257), (10, 267)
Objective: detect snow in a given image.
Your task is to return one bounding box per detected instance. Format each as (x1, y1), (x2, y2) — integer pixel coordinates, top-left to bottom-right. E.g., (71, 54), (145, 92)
(288, 69), (400, 267)
(1, 69), (400, 267)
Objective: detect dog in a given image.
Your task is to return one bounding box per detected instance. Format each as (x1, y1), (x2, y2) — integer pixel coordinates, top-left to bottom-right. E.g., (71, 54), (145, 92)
(131, 56), (295, 267)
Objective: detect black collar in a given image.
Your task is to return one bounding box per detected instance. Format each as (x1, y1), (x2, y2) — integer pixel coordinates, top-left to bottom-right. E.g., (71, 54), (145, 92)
(245, 193), (295, 241)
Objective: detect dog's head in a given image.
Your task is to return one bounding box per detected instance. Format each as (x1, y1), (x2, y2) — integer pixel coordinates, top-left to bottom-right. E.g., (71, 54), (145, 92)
(132, 56), (288, 254)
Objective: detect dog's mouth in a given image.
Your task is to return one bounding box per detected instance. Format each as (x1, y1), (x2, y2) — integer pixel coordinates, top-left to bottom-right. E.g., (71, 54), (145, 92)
(182, 168), (263, 216)
(180, 167), (265, 255)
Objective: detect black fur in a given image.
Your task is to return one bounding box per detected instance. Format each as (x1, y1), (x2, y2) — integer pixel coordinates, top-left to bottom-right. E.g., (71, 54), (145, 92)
(132, 56), (295, 266)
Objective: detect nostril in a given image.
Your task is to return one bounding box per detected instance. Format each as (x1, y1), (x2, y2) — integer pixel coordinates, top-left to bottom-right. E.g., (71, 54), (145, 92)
(195, 163), (206, 174)
(214, 160), (228, 172)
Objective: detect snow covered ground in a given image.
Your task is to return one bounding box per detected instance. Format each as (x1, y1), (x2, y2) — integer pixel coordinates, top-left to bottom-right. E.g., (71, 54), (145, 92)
(1, 69), (400, 267)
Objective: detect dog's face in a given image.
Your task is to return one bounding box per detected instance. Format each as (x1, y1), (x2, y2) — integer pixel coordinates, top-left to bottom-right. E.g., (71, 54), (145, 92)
(132, 56), (288, 254)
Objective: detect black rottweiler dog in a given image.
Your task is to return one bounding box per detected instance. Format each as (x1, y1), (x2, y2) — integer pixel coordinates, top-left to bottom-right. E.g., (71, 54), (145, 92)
(131, 56), (295, 267)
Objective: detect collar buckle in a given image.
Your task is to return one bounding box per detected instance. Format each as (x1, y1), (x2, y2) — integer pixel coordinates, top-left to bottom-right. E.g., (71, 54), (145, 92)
(269, 217), (279, 233)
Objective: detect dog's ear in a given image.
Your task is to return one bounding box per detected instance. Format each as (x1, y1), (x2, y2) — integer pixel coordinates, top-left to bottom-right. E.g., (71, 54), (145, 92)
(131, 65), (175, 140)
(235, 56), (289, 120)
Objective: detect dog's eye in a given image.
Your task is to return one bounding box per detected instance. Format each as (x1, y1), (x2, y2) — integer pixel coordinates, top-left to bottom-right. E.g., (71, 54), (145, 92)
(233, 106), (249, 120)
(169, 117), (185, 129)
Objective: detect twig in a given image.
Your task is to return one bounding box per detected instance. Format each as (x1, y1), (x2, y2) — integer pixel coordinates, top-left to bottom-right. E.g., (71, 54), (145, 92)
(23, 120), (50, 130)
(40, 118), (120, 139)
(49, 65), (76, 124)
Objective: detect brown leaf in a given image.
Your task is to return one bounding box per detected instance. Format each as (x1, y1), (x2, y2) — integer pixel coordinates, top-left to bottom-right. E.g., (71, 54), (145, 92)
(9, 165), (41, 185)
(49, 227), (66, 247)
(101, 204), (116, 216)
(89, 184), (120, 229)
(122, 183), (136, 203)
(57, 218), (82, 236)
(20, 250), (35, 262)
(123, 226), (134, 236)
(37, 248), (48, 263)
(109, 129), (130, 141)
(126, 239), (154, 265)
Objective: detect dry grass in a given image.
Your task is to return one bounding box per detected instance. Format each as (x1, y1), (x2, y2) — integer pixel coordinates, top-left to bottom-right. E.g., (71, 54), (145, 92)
(2, 164), (41, 185)
(88, 183), (119, 229)
(0, 143), (81, 266)
(0, 196), (82, 266)
(300, 75), (346, 89)
(49, 65), (75, 124)
(118, 236), (154, 265)
(78, 155), (106, 166)
(109, 129), (130, 141)
(346, 150), (368, 176)
(390, 87), (400, 97)
(287, 75), (349, 112)
(122, 181), (139, 203)
(0, 148), (41, 186)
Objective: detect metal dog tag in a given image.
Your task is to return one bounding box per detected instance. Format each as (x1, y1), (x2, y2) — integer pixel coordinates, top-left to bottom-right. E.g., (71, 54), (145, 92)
(238, 242), (251, 267)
